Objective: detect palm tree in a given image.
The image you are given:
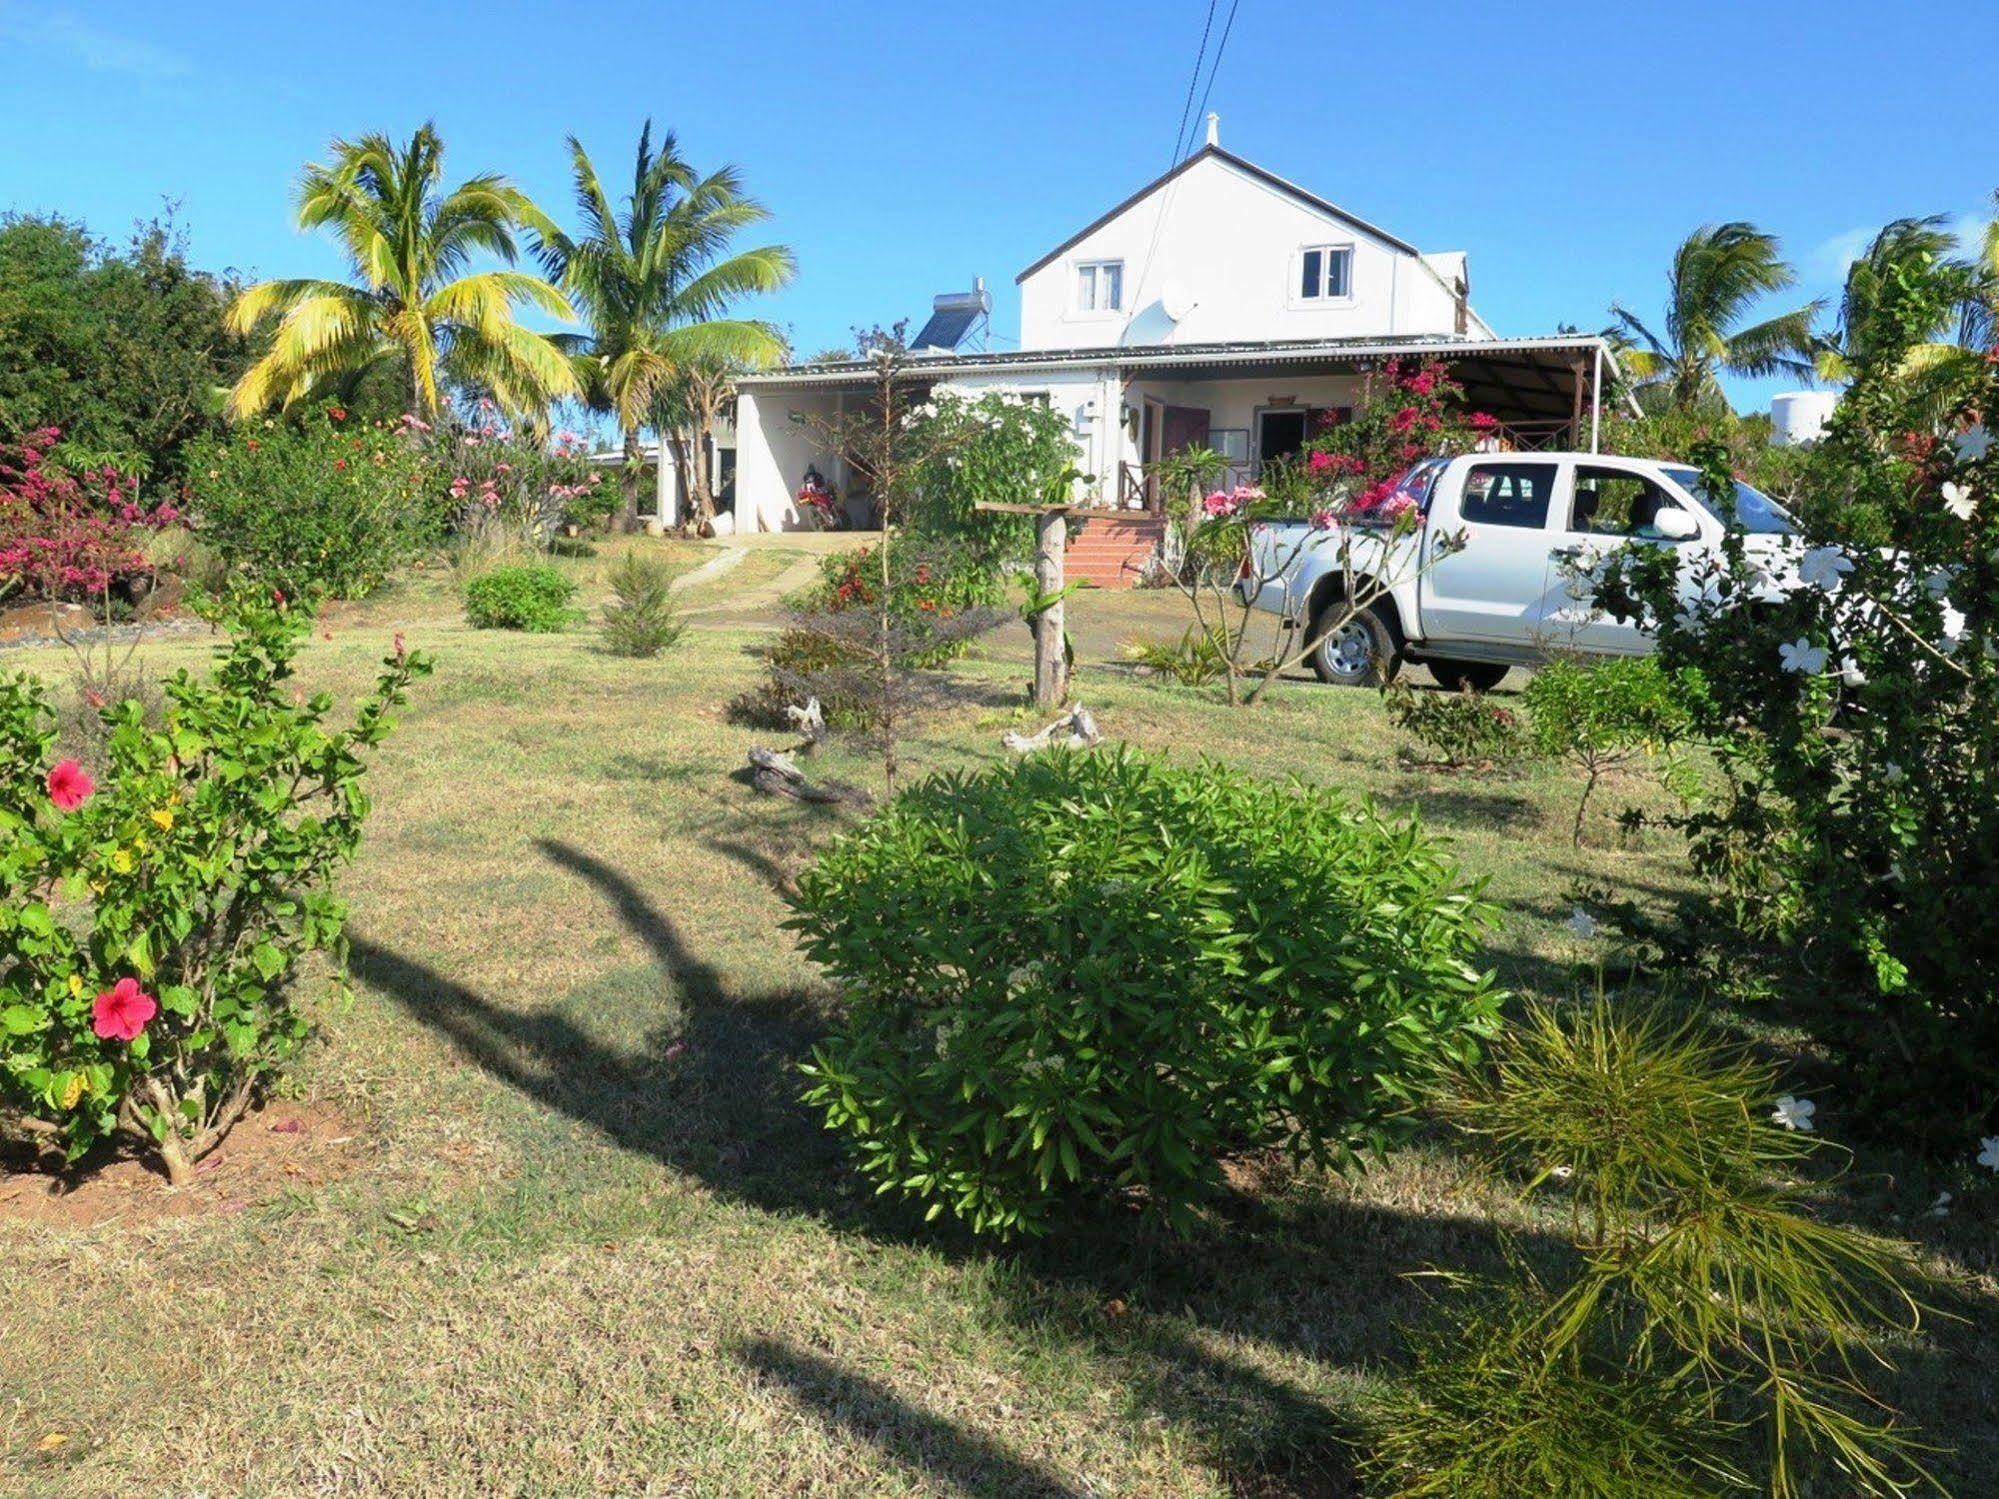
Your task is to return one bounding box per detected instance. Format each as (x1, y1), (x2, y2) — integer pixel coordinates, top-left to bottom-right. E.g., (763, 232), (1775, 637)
(1813, 213), (1998, 425)
(537, 121), (793, 529)
(1609, 223), (1821, 413)
(227, 124), (578, 421)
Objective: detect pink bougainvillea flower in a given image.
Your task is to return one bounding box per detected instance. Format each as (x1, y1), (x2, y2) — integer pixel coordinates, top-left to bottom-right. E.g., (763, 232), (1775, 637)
(1307, 450), (1335, 476)
(91, 978), (157, 1041)
(47, 759), (94, 810)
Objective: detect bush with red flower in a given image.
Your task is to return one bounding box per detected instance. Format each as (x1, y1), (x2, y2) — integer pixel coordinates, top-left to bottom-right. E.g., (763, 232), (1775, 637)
(182, 404), (443, 599)
(0, 587), (430, 1183)
(0, 428), (180, 603)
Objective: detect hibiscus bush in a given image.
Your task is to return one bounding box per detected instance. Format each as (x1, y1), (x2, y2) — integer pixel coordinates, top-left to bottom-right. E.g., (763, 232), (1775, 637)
(0, 590), (431, 1182)
(902, 387), (1083, 566)
(1588, 268), (1999, 1146)
(1, 427), (181, 602)
(182, 405), (443, 599)
(793, 748), (1502, 1237)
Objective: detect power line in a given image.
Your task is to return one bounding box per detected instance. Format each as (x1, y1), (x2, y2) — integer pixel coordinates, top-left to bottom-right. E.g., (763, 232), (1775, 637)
(1188, 0), (1243, 146)
(1169, 0), (1218, 167)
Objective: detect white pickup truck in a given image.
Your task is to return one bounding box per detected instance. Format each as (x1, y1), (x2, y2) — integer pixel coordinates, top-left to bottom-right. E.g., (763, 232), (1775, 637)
(1244, 451), (1801, 689)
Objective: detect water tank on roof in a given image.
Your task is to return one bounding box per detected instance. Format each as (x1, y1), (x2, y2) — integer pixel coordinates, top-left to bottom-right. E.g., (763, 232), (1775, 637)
(1770, 391), (1838, 447)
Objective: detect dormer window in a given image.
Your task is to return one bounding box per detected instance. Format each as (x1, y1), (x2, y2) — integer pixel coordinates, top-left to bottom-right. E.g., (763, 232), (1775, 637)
(1298, 245), (1353, 301)
(1075, 260), (1123, 314)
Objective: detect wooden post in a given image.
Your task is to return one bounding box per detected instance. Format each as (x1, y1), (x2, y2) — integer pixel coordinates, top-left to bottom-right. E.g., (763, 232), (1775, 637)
(1034, 508), (1068, 709)
(975, 501), (1074, 710)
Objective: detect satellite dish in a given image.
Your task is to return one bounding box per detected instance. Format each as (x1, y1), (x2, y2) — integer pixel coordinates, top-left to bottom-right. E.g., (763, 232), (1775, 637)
(1160, 279), (1195, 322)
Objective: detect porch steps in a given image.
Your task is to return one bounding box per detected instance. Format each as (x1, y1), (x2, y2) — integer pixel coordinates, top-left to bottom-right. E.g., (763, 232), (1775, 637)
(1066, 515), (1168, 589)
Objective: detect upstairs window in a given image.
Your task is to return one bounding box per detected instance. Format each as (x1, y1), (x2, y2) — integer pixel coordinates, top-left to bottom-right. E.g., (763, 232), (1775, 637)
(1076, 260), (1123, 313)
(1298, 245), (1353, 301)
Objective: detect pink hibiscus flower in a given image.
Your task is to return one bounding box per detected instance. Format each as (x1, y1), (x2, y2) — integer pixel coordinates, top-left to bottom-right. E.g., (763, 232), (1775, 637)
(91, 978), (157, 1042)
(47, 759), (94, 811)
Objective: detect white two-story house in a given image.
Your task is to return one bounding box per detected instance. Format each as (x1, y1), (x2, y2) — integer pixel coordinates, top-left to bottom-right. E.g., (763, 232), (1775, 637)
(731, 120), (1621, 576)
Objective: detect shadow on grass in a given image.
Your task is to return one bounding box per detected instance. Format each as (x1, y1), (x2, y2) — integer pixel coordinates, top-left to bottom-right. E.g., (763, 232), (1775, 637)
(735, 1337), (1089, 1497)
(354, 835), (1567, 1492)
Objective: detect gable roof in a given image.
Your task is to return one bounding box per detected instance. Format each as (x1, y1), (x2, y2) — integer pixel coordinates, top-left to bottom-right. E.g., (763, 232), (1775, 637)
(1015, 145), (1421, 284)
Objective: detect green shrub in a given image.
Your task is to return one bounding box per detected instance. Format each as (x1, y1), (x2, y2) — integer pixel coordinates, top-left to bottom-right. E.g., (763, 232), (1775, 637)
(0, 590), (431, 1184)
(463, 563), (578, 632)
(183, 406), (442, 598)
(1522, 656), (1701, 844)
(792, 748), (1502, 1237)
(1385, 681), (1530, 770)
(1373, 1000), (1934, 1498)
(599, 550), (687, 658)
(1124, 625), (1233, 685)
(807, 538), (1006, 666)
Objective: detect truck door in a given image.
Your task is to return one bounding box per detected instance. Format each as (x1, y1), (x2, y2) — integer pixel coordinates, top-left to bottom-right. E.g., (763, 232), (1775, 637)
(1541, 462), (1703, 655)
(1420, 459), (1565, 646)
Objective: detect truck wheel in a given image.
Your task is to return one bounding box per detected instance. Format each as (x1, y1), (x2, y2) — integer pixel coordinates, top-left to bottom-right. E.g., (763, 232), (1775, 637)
(1310, 602), (1400, 687)
(1427, 659), (1511, 693)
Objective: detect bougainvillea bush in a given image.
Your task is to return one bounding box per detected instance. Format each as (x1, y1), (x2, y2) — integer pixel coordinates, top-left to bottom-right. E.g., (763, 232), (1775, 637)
(793, 748), (1502, 1237)
(1168, 358), (1500, 703)
(0, 427), (181, 602)
(182, 405), (442, 599)
(1589, 266), (1999, 1145)
(0, 591), (430, 1183)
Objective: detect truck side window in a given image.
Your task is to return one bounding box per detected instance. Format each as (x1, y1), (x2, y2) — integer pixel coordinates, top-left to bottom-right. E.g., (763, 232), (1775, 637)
(1459, 462), (1556, 529)
(1570, 467), (1682, 538)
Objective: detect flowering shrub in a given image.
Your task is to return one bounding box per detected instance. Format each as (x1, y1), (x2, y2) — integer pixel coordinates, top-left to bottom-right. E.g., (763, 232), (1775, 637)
(0, 428), (180, 601)
(0, 591), (430, 1182)
(793, 749), (1502, 1236)
(1587, 273), (1999, 1143)
(1165, 360), (1499, 704)
(435, 405), (609, 543)
(462, 562), (579, 632)
(811, 540), (1005, 665)
(1302, 358), (1497, 520)
(183, 405), (442, 598)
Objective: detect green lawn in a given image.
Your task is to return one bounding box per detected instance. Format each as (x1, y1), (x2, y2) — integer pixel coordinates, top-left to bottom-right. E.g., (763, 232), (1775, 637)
(2, 542), (1993, 1496)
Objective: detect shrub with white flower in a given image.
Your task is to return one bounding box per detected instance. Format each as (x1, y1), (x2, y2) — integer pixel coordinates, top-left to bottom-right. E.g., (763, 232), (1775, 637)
(1584, 272), (1999, 1147)
(1770, 1095), (1816, 1132)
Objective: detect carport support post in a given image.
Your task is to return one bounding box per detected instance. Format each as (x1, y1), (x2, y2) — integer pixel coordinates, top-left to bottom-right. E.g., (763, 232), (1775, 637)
(1033, 508), (1069, 709)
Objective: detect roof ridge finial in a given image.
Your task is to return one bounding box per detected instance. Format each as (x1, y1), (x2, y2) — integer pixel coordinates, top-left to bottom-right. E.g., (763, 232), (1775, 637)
(1204, 112), (1220, 148)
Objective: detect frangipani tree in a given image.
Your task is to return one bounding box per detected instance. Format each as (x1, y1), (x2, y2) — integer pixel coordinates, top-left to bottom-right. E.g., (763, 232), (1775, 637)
(537, 122), (794, 529)
(227, 125), (579, 421)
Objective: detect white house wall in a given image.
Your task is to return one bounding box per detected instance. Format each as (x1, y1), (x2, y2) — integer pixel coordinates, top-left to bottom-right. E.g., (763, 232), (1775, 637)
(1018, 154), (1473, 352)
(735, 388), (850, 532)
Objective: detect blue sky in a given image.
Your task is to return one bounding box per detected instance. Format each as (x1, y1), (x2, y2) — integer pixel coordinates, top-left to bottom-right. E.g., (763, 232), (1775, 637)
(2, 0), (1992, 422)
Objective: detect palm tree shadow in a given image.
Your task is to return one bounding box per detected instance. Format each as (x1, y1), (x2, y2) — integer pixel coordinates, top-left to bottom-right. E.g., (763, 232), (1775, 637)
(735, 1337), (1090, 1497)
(352, 835), (1560, 1491)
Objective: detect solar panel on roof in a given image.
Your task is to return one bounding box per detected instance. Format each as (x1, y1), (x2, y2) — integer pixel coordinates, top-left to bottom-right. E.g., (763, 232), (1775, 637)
(910, 305), (981, 352)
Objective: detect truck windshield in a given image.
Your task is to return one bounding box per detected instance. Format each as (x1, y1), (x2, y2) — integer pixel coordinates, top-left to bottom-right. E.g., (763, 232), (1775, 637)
(1661, 466), (1796, 535)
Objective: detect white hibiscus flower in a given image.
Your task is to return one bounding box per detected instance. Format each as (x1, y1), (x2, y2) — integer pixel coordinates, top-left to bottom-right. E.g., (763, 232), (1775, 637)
(1778, 638), (1828, 675)
(1566, 907), (1599, 940)
(1977, 1136), (1999, 1172)
(1942, 481), (1976, 521)
(1770, 1095), (1816, 1132)
(1797, 546), (1853, 591)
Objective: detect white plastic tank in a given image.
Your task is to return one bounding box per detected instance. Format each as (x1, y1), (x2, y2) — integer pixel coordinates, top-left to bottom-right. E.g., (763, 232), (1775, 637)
(1770, 391), (1839, 447)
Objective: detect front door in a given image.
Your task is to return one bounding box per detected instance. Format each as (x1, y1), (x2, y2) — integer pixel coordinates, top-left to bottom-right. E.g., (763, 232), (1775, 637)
(1421, 458), (1566, 646)
(1256, 408), (1309, 473)
(1156, 405), (1211, 511)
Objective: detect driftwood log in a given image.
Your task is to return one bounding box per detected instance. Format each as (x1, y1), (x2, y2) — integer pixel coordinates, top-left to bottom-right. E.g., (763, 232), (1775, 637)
(746, 746), (871, 807)
(1002, 704), (1102, 753)
(784, 696), (825, 744)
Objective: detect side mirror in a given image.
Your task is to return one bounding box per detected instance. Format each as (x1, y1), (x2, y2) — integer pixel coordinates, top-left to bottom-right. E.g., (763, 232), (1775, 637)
(1653, 507), (1699, 541)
